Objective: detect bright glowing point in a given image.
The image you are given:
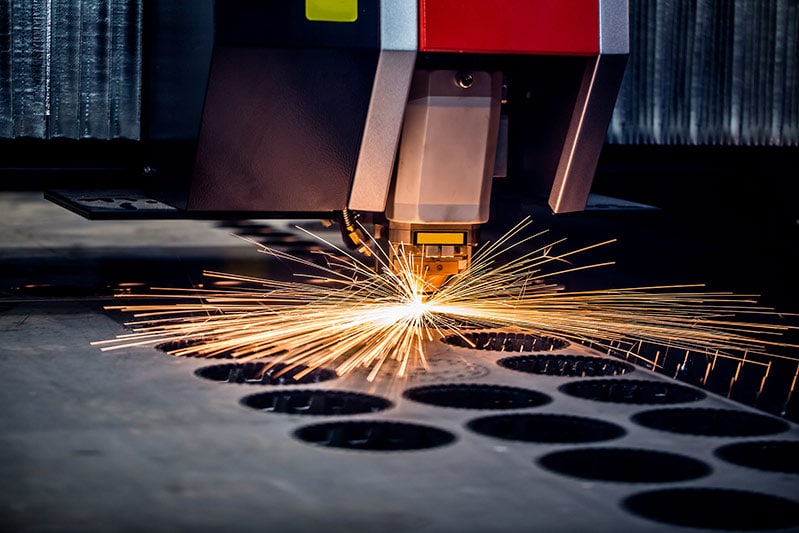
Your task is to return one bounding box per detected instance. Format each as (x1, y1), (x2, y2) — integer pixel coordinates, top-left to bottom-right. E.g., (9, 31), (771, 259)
(93, 218), (798, 382)
(406, 295), (430, 316)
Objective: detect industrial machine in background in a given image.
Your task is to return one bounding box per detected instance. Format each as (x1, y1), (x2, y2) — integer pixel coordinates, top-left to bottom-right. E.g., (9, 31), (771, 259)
(52, 1), (629, 288)
(37, 0), (629, 291)
(1, 0), (797, 292)
(1, 6), (798, 529)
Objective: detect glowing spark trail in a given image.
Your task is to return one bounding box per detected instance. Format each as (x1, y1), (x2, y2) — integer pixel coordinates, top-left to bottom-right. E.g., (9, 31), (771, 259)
(94, 218), (798, 381)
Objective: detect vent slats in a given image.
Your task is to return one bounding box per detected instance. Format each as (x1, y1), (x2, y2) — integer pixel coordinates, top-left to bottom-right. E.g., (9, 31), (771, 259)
(608, 0), (799, 146)
(0, 1), (795, 145)
(0, 0), (141, 140)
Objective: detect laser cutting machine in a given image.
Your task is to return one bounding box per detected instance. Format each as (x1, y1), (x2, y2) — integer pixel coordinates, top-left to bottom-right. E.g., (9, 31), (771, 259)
(49, 0), (629, 291)
(6, 4), (799, 531)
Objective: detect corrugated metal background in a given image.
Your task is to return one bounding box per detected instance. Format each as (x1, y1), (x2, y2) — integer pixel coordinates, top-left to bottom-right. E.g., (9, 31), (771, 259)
(0, 0), (141, 139)
(608, 0), (799, 145)
(0, 0), (796, 145)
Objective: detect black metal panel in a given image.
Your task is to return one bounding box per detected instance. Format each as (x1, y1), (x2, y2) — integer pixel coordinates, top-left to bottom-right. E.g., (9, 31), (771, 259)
(140, 0), (214, 208)
(189, 46), (378, 212)
(141, 0), (213, 141)
(505, 56), (589, 201)
(216, 0), (379, 49)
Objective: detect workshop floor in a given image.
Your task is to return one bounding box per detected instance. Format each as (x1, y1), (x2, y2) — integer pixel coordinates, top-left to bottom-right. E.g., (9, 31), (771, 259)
(1, 192), (798, 532)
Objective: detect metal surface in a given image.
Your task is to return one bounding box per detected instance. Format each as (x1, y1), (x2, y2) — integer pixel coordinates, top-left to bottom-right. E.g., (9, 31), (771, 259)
(384, 68), (502, 289)
(188, 2), (381, 213)
(46, 189), (180, 219)
(0, 0), (143, 140)
(2, 308), (796, 531)
(599, 0), (630, 54)
(140, 0), (214, 207)
(348, 0), (418, 213)
(1, 192), (798, 531)
(189, 46), (377, 213)
(348, 55), (415, 211)
(606, 0), (799, 146)
(549, 54), (628, 213)
(33, 1), (631, 224)
(418, 0), (600, 54)
(378, 0), (417, 51)
(385, 222), (478, 292)
(388, 70), (502, 224)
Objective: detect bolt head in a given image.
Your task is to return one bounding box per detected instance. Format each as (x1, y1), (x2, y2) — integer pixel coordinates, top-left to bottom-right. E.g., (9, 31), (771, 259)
(456, 71), (474, 89)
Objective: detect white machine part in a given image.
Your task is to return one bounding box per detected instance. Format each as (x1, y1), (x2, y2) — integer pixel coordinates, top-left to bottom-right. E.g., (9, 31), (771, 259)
(385, 69), (502, 292)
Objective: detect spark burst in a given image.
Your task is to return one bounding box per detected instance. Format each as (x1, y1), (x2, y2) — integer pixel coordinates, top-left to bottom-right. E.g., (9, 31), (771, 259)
(94, 218), (797, 381)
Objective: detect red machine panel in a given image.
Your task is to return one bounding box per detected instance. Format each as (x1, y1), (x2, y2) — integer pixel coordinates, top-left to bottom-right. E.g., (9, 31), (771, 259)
(419, 0), (600, 55)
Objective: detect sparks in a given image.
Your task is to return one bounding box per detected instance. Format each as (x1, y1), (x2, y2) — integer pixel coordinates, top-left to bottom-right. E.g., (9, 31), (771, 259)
(93, 217), (798, 381)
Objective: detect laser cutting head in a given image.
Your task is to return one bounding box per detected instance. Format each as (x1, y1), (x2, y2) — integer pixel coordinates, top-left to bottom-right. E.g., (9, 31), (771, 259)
(380, 68), (501, 290)
(177, 1), (627, 220)
(371, 2), (625, 291)
(48, 1), (629, 256)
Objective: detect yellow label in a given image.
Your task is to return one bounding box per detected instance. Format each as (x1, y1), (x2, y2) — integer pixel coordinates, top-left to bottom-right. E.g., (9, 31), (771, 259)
(414, 232), (467, 246)
(305, 0), (358, 22)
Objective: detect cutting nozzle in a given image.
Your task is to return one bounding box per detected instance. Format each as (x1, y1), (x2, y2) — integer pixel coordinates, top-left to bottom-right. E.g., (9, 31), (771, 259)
(388, 242), (473, 295)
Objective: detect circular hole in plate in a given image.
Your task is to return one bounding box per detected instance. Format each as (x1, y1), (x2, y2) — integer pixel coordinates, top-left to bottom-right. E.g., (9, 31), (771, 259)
(157, 340), (287, 360)
(355, 358), (491, 384)
(294, 421), (455, 451)
(623, 488), (799, 530)
(403, 384), (551, 410)
(156, 339), (233, 359)
(242, 389), (391, 415)
(443, 331), (568, 352)
(467, 414), (625, 444)
(714, 440), (799, 474)
(195, 362), (337, 385)
(537, 447), (711, 483)
(631, 408), (789, 437)
(498, 354), (634, 377)
(559, 379), (705, 404)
